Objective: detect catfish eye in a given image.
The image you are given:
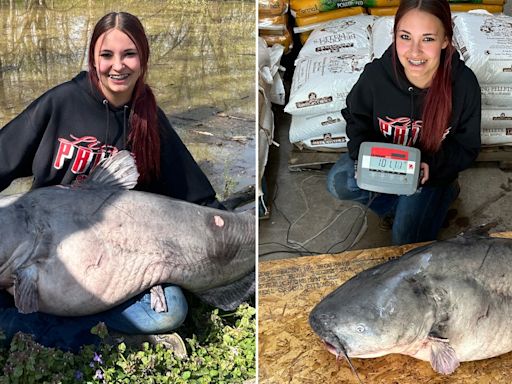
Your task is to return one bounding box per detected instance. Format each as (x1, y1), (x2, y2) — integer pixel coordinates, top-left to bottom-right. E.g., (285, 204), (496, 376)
(355, 324), (366, 333)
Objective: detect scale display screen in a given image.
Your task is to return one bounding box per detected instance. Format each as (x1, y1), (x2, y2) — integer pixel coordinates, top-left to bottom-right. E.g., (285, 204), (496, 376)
(369, 156), (407, 174)
(356, 142), (421, 195)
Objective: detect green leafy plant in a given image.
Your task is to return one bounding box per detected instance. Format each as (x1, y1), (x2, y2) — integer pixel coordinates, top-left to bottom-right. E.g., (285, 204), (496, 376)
(0, 303), (255, 384)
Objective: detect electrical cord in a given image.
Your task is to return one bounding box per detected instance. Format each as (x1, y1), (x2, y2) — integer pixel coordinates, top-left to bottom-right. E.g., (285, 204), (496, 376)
(259, 175), (380, 257)
(325, 191), (378, 254)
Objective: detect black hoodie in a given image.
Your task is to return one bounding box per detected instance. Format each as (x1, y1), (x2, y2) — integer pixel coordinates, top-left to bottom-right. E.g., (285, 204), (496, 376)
(0, 71), (221, 207)
(342, 45), (481, 187)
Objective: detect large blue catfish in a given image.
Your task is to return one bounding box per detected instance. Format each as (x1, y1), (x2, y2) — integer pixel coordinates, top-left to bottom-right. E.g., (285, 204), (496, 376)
(309, 226), (512, 376)
(0, 151), (254, 316)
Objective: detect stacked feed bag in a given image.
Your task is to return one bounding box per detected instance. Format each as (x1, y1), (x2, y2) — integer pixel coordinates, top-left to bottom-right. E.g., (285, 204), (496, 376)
(285, 15), (375, 151)
(366, 0), (505, 16)
(290, 0), (365, 44)
(453, 11), (512, 145)
(258, 37), (285, 214)
(449, 0), (505, 14)
(259, 0), (293, 53)
(371, 15), (394, 58)
(364, 0), (400, 16)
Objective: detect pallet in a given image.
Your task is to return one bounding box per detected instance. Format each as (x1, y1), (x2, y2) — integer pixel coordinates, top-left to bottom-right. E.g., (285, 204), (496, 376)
(476, 145), (512, 170)
(288, 147), (345, 171)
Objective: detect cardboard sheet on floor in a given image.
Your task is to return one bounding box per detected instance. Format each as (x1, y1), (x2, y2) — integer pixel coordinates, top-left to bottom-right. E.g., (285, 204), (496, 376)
(259, 234), (512, 384)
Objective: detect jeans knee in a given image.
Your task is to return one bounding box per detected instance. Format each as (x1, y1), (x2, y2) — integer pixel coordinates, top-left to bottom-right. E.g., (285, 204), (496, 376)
(153, 286), (188, 333)
(327, 168), (357, 201)
(107, 286), (189, 334)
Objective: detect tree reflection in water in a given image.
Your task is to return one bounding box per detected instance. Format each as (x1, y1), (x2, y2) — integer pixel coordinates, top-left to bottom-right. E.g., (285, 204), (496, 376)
(0, 0), (255, 126)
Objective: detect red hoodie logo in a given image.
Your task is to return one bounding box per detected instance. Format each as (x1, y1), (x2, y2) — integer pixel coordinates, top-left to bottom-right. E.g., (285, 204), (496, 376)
(378, 117), (421, 146)
(53, 135), (118, 174)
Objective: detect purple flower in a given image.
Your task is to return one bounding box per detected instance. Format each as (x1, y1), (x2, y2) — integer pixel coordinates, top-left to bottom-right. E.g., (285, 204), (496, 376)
(74, 370), (83, 380)
(94, 369), (103, 380)
(93, 352), (103, 365)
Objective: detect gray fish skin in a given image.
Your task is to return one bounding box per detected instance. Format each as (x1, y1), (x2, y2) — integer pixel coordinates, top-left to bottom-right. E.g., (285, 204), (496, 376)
(0, 152), (254, 316)
(309, 234), (512, 375)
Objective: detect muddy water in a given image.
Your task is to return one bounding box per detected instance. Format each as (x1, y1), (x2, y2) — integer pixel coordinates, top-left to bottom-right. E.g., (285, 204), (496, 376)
(0, 0), (255, 199)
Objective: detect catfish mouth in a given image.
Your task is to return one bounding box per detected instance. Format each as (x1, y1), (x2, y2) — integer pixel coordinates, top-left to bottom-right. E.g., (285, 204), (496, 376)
(324, 340), (344, 356)
(309, 311), (363, 382)
(320, 332), (346, 357)
(321, 333), (364, 384)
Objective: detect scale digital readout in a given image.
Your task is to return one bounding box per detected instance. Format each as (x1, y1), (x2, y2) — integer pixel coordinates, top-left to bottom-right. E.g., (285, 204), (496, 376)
(356, 142), (421, 195)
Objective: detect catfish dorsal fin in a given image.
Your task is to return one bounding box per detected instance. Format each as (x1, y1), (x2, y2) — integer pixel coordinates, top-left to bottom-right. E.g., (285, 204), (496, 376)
(78, 150), (139, 190)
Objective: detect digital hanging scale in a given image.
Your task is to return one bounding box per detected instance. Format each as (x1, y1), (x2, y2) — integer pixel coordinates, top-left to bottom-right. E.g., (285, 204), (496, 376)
(356, 142), (421, 196)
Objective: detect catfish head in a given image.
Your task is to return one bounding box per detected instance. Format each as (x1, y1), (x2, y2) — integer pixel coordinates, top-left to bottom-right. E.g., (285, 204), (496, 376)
(309, 258), (436, 361)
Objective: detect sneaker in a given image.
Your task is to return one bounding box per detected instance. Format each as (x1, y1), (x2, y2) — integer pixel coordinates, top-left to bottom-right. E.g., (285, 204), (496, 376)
(109, 332), (188, 358)
(148, 333), (187, 358)
(379, 214), (394, 231)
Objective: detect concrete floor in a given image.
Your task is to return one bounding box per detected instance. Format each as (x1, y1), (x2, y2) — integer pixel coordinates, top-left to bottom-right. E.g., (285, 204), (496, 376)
(259, 105), (512, 261)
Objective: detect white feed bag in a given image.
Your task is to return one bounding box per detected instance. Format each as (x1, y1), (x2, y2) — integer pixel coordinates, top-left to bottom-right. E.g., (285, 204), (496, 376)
(372, 16), (394, 59)
(258, 38), (286, 106)
(297, 133), (349, 150)
(290, 111), (349, 150)
(284, 53), (369, 116)
(481, 108), (512, 130)
(289, 110), (346, 143)
(480, 84), (512, 107)
(453, 12), (512, 84)
(481, 128), (512, 145)
(296, 14), (375, 63)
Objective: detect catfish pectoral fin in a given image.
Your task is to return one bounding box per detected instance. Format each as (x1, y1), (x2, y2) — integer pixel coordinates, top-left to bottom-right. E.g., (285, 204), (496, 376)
(150, 285), (168, 313)
(14, 265), (39, 314)
(428, 335), (460, 375)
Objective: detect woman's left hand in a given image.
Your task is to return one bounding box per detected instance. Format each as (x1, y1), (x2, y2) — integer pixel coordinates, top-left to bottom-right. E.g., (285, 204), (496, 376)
(420, 162), (429, 185)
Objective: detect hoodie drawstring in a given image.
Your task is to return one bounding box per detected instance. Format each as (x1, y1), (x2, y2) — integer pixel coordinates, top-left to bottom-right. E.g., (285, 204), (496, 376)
(103, 99), (110, 145)
(103, 99), (130, 148)
(408, 86), (414, 123)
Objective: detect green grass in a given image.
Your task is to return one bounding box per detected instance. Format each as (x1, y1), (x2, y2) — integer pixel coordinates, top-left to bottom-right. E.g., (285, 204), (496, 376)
(0, 303), (255, 384)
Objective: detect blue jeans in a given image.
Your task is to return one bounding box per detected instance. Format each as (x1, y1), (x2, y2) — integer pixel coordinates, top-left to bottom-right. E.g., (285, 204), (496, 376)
(326, 153), (459, 245)
(0, 285), (187, 351)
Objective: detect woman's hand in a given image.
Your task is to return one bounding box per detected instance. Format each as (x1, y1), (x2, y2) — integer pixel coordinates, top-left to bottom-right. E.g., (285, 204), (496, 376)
(420, 162), (429, 185)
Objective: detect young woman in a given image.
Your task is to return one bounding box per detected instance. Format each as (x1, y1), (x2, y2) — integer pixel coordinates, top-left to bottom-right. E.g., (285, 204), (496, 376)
(327, 0), (481, 245)
(0, 12), (223, 350)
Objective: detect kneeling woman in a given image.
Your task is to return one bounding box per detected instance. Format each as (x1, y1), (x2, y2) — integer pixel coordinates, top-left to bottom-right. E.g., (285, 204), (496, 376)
(327, 0), (481, 245)
(0, 12), (223, 350)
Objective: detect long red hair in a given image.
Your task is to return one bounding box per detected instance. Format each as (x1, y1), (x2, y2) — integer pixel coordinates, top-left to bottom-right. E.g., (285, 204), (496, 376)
(88, 12), (160, 185)
(393, 0), (455, 153)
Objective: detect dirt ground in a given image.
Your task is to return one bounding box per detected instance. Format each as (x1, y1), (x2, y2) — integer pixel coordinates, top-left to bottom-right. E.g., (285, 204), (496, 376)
(169, 106), (255, 202)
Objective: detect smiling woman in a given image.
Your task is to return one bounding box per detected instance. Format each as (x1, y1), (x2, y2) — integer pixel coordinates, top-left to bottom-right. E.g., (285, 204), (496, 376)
(87, 12), (160, 185)
(94, 28), (142, 107)
(394, 8), (449, 89)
